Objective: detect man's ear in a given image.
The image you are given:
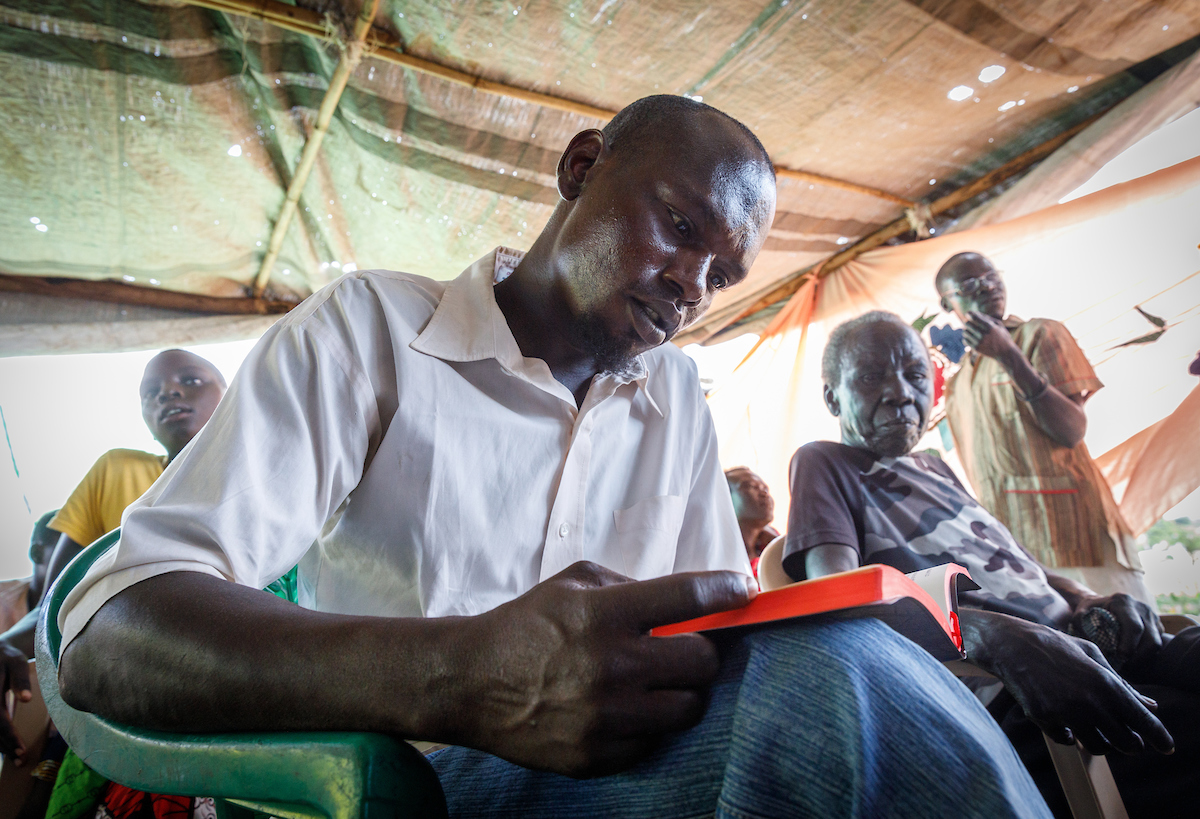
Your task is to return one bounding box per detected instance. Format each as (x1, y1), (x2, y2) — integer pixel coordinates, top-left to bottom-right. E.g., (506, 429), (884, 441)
(823, 383), (840, 417)
(557, 129), (605, 202)
(939, 294), (953, 313)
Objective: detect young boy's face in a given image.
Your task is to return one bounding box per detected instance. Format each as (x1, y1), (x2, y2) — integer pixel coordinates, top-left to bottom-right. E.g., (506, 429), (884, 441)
(139, 350), (226, 456)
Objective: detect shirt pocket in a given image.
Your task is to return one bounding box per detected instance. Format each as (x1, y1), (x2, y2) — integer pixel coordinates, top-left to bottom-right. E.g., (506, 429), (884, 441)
(613, 495), (686, 580)
(1002, 475), (1083, 567)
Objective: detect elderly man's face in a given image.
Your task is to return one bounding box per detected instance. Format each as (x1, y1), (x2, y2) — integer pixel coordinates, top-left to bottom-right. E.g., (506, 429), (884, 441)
(939, 254), (1006, 320)
(825, 322), (933, 458)
(552, 115), (776, 370)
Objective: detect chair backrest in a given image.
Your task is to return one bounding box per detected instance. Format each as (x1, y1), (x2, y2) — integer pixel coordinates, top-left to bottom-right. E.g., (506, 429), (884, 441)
(756, 535), (792, 591)
(35, 530), (447, 819)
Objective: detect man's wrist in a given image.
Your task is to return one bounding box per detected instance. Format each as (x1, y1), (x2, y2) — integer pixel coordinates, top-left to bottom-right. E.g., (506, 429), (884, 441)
(995, 346), (1048, 400)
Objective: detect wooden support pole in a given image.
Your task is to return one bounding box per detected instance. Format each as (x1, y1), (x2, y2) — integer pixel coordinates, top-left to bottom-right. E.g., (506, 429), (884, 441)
(699, 109), (1108, 339)
(0, 274), (295, 315)
(180, 0), (911, 204)
(774, 167), (913, 206)
(252, 0), (382, 296)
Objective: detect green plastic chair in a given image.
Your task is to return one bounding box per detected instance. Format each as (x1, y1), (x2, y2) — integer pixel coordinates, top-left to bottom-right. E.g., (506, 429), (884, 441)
(34, 530), (449, 819)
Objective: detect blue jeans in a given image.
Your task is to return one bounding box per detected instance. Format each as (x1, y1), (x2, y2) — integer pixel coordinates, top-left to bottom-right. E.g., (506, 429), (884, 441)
(430, 618), (1050, 818)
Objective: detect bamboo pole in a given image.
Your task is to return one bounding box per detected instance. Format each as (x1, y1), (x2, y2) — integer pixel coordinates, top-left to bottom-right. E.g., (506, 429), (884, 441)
(693, 109), (1109, 340)
(252, 0), (382, 296)
(180, 0), (911, 203)
(0, 274), (296, 315)
(774, 167), (912, 205)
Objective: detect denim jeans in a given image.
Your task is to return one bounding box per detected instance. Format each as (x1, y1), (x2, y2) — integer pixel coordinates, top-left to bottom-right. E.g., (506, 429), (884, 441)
(430, 618), (1051, 818)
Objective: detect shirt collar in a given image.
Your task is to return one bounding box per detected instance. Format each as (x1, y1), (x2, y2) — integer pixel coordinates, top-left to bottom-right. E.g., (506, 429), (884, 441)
(410, 247), (659, 415)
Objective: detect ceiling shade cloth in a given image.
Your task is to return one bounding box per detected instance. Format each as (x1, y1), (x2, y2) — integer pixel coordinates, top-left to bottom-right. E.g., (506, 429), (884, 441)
(708, 152), (1200, 537)
(3, 0), (1199, 354)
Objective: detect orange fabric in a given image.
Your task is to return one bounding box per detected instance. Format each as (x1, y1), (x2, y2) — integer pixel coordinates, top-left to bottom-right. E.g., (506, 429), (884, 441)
(1106, 384), (1200, 535)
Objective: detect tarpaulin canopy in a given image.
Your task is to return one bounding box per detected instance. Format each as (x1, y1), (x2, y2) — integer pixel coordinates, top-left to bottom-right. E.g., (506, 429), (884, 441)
(3, 0), (1200, 354)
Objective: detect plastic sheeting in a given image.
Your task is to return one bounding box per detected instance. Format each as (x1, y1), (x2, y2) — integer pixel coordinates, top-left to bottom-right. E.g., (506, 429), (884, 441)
(3, 0), (1200, 354)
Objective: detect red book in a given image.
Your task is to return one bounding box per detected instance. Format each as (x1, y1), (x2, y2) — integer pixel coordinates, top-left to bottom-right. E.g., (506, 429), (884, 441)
(651, 564), (978, 661)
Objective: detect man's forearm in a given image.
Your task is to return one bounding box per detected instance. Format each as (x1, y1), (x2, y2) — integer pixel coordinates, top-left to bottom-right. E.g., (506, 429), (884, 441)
(60, 572), (472, 740)
(0, 610), (37, 658)
(994, 348), (1087, 447)
(1043, 571), (1096, 610)
(58, 564), (754, 777)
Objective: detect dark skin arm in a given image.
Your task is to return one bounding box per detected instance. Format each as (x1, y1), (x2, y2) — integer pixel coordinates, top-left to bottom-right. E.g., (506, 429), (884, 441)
(61, 561), (755, 778)
(0, 624), (35, 763)
(803, 544), (1174, 756)
(0, 534), (81, 762)
(962, 311), (1087, 448)
(43, 534), (85, 605)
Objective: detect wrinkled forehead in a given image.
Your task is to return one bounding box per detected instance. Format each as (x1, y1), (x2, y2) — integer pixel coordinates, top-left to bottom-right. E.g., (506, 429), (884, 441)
(946, 254), (998, 284)
(847, 322), (928, 369)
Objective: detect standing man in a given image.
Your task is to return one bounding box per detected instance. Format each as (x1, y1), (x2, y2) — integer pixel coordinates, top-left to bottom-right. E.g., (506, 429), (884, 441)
(55, 98), (1050, 818)
(937, 252), (1147, 602)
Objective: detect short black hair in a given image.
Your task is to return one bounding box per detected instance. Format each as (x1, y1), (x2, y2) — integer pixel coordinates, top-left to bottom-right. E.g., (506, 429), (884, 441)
(935, 251), (991, 295)
(602, 95), (774, 177)
(822, 311), (920, 385)
(155, 348), (227, 388)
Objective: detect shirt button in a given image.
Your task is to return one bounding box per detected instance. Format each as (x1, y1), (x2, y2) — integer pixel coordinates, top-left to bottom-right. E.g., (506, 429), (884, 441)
(558, 523), (570, 538)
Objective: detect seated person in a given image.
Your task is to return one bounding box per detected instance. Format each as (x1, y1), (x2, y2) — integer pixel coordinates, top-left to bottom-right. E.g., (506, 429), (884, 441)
(0, 350), (257, 819)
(0, 511), (58, 759)
(0, 511), (57, 634)
(724, 467), (780, 575)
(53, 98), (1051, 818)
(786, 310), (1198, 818)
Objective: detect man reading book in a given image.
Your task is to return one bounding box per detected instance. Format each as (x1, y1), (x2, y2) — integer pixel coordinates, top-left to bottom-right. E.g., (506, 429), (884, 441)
(55, 98), (1050, 818)
(786, 310), (1199, 818)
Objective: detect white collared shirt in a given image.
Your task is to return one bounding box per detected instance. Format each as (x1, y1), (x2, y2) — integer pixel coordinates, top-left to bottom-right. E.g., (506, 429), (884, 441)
(60, 248), (749, 649)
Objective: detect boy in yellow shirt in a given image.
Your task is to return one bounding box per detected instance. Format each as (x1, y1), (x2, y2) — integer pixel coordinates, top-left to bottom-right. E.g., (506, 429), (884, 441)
(0, 350), (225, 763)
(45, 350), (227, 583)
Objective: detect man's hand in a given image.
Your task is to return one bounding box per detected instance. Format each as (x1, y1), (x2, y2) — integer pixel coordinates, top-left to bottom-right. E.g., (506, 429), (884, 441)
(455, 561), (756, 777)
(962, 310), (1088, 445)
(0, 640), (32, 764)
(962, 311), (1020, 361)
(1070, 592), (1164, 670)
(962, 610), (1173, 756)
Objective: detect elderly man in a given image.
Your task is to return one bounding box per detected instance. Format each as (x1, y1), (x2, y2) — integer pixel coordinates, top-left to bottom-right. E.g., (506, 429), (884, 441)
(787, 310), (1198, 818)
(57, 98), (1049, 818)
(935, 252), (1147, 601)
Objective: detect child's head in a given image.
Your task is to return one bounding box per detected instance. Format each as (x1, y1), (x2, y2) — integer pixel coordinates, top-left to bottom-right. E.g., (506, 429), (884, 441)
(139, 349), (226, 459)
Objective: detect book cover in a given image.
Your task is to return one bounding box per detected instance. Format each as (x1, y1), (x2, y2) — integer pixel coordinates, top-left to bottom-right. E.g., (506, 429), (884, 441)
(651, 564), (978, 661)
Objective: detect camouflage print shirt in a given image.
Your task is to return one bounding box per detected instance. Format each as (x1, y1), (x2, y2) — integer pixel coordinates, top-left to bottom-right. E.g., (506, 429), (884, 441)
(785, 441), (1072, 629)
